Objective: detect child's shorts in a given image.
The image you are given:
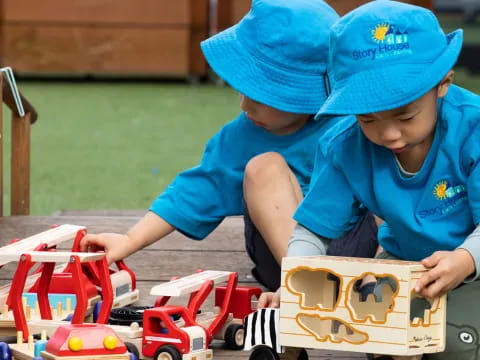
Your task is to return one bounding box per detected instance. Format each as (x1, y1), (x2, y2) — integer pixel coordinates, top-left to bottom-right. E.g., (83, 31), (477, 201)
(377, 250), (480, 360)
(244, 208), (379, 291)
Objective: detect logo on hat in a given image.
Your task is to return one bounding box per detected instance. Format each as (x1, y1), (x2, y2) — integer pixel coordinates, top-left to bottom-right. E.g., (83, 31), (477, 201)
(352, 22), (412, 61)
(372, 23), (408, 45)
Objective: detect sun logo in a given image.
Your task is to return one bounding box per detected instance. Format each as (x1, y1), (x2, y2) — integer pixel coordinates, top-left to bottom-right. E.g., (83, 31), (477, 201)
(433, 180), (448, 200)
(372, 23), (390, 42)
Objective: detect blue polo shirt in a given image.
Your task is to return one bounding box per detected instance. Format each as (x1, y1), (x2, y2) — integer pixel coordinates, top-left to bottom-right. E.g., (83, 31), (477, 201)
(150, 113), (334, 240)
(294, 85), (480, 261)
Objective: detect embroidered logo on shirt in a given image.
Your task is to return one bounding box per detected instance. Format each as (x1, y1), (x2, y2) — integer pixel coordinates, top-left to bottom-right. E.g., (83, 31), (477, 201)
(418, 180), (467, 218)
(433, 180), (465, 201)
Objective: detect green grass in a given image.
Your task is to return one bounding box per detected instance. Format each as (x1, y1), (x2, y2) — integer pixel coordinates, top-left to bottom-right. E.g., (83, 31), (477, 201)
(438, 14), (480, 44)
(3, 82), (239, 215)
(3, 70), (480, 215)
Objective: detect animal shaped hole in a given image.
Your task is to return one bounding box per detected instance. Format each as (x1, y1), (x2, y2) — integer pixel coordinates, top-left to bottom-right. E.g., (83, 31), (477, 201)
(286, 269), (340, 310)
(297, 313), (369, 344)
(346, 274), (398, 323)
(410, 293), (439, 327)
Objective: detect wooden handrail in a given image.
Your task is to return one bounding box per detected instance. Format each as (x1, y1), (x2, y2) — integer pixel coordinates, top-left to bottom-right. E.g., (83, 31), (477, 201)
(0, 75), (32, 216)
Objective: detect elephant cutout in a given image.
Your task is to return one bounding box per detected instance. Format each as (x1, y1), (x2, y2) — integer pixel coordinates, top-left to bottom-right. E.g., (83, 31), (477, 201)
(346, 274), (399, 323)
(285, 267), (341, 311)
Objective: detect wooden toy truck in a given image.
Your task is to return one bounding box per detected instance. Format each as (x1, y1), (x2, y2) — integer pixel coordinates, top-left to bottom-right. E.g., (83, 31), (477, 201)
(0, 225), (139, 312)
(29, 270), (261, 360)
(244, 256), (447, 359)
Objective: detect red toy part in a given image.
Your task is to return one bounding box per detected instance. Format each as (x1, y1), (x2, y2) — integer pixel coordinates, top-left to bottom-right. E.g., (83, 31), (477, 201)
(141, 306), (204, 357)
(215, 284), (262, 321)
(29, 272), (98, 298)
(46, 324), (127, 357)
(7, 252), (114, 340)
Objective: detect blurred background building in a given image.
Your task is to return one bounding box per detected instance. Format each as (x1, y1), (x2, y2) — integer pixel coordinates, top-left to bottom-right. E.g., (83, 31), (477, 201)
(1, 0), (478, 80)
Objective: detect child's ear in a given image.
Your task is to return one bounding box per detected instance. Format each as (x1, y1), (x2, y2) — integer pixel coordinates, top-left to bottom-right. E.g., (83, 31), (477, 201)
(437, 70), (454, 98)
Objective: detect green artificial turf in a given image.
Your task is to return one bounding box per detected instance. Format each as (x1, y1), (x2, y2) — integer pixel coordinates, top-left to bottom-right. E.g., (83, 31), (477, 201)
(2, 69), (480, 215)
(3, 82), (239, 215)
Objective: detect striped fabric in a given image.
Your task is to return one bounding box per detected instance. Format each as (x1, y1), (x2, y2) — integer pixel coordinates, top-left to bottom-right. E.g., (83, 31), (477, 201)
(243, 308), (281, 353)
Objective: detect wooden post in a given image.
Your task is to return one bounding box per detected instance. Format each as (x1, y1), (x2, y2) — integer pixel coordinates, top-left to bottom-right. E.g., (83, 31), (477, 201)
(0, 75), (3, 217)
(11, 111), (30, 215)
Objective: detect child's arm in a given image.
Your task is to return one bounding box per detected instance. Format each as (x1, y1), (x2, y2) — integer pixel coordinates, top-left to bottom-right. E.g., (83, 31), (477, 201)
(415, 225), (479, 299)
(80, 211), (174, 263)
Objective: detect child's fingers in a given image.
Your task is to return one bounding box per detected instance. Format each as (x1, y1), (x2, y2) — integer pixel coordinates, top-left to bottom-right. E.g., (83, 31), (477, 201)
(418, 277), (446, 299)
(414, 267), (441, 293)
(421, 251), (444, 268)
(258, 293), (273, 309)
(271, 293), (280, 308)
(80, 234), (104, 252)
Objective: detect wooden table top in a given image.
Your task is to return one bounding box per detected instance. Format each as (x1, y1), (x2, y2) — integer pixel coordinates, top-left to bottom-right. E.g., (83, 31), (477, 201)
(0, 215), (366, 359)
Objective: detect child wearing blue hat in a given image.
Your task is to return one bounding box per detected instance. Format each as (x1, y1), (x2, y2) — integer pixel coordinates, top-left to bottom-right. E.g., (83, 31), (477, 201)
(79, 0), (378, 292)
(284, 0), (480, 359)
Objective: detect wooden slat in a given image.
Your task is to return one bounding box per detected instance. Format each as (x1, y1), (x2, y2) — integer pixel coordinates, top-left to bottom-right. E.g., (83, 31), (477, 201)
(150, 270), (232, 296)
(3, 25), (191, 76)
(11, 111), (30, 215)
(0, 224), (85, 250)
(0, 251), (104, 263)
(3, 0), (192, 25)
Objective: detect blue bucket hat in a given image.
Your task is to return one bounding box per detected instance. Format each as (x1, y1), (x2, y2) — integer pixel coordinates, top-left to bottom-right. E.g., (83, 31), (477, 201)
(316, 0), (463, 116)
(200, 0), (339, 114)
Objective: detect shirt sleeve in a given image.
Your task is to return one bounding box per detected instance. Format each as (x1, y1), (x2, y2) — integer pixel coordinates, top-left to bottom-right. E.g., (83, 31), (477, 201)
(457, 224), (480, 282)
(459, 121), (480, 280)
(287, 224), (331, 257)
(294, 141), (361, 239)
(464, 126), (480, 224)
(150, 125), (245, 240)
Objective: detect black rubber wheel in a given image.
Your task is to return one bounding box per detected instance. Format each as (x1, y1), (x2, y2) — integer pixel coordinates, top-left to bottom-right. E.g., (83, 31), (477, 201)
(109, 306), (152, 326)
(225, 323), (245, 350)
(154, 345), (182, 360)
(125, 342), (140, 360)
(249, 345), (280, 360)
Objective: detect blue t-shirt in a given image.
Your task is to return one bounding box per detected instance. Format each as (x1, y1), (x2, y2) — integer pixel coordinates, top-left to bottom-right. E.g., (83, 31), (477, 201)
(295, 85), (480, 261)
(150, 113), (334, 240)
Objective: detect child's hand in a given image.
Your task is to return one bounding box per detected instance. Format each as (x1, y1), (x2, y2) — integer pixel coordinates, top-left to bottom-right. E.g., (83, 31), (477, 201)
(258, 288), (281, 308)
(80, 233), (132, 264)
(415, 249), (475, 299)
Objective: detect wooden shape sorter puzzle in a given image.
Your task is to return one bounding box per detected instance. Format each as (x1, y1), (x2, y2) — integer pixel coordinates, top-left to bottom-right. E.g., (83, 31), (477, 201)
(279, 256), (446, 356)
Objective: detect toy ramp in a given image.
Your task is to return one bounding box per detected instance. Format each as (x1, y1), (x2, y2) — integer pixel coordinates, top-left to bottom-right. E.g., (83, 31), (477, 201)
(0, 224), (86, 266)
(150, 270), (233, 296)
